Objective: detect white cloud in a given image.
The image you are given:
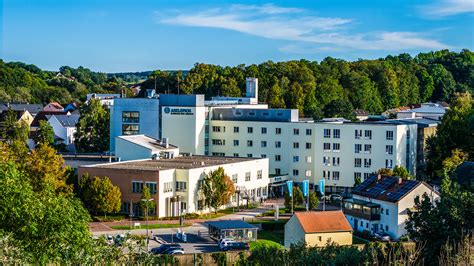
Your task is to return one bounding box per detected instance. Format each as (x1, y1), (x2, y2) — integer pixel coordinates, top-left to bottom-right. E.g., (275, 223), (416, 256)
(420, 0), (474, 17)
(156, 3), (449, 53)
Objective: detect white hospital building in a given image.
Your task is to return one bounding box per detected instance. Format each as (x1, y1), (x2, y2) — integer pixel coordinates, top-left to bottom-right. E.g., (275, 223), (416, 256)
(109, 78), (425, 195)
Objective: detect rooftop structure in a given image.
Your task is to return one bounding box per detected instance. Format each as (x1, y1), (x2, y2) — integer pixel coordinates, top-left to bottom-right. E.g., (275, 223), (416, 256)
(212, 108), (298, 122)
(397, 103), (447, 120)
(115, 135), (179, 161)
(47, 114), (80, 127)
(84, 156), (257, 171)
(0, 103), (43, 116)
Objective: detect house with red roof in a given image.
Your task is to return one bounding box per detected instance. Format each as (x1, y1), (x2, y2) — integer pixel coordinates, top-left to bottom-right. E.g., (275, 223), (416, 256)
(284, 210), (353, 248)
(43, 102), (64, 112)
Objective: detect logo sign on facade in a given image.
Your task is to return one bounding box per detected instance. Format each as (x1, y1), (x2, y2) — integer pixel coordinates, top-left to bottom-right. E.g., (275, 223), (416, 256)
(164, 107), (193, 115)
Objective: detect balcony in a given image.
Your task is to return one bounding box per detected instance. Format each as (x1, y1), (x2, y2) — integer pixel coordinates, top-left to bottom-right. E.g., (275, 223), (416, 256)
(343, 198), (381, 221)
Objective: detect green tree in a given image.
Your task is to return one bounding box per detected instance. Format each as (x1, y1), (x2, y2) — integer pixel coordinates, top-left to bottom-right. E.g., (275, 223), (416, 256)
(79, 174), (122, 216)
(308, 191), (319, 210)
(268, 79), (286, 108)
(323, 99), (356, 120)
(354, 175), (362, 186)
(284, 186), (304, 209)
(75, 98), (110, 153)
(201, 167), (236, 213)
(34, 120), (54, 146)
(0, 109), (29, 144)
(393, 166), (413, 180)
(0, 162), (93, 264)
(140, 186), (156, 217)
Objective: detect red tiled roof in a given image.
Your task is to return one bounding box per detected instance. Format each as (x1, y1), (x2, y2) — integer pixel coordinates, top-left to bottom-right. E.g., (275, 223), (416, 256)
(48, 102), (64, 109)
(294, 211), (352, 233)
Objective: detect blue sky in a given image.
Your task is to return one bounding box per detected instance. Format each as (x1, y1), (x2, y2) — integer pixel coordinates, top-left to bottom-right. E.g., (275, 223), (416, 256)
(1, 0), (473, 72)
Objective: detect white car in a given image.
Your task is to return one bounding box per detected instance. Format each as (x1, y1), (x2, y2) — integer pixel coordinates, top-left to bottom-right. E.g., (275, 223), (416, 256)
(167, 249), (185, 255)
(374, 231), (391, 242)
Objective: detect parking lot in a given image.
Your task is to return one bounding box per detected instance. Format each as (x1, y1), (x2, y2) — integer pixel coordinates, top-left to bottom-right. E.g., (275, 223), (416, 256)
(149, 232), (220, 254)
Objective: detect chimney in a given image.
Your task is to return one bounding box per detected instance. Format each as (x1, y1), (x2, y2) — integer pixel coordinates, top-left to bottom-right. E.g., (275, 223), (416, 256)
(377, 174), (382, 180)
(163, 137), (169, 148)
(398, 177), (403, 185)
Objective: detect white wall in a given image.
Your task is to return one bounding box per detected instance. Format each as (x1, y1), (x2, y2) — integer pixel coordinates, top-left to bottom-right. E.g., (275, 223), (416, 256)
(115, 138), (152, 161)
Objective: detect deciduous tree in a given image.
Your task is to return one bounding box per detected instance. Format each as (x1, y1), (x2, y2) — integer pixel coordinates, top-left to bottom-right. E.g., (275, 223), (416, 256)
(201, 167), (235, 213)
(79, 174), (121, 215)
(34, 120), (54, 146)
(75, 98), (110, 152)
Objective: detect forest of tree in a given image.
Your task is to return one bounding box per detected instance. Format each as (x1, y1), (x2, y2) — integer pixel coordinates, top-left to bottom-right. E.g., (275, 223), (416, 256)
(1, 50), (472, 119)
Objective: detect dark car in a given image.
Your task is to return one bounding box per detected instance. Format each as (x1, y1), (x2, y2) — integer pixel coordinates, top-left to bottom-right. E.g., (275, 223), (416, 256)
(220, 242), (249, 251)
(150, 244), (182, 255)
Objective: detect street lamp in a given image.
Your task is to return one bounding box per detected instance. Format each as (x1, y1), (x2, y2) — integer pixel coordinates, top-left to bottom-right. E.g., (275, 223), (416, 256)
(141, 198), (154, 249)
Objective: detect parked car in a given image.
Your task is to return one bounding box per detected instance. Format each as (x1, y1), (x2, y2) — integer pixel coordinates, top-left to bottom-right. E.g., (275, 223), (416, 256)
(220, 242), (249, 251)
(151, 244), (182, 255)
(374, 231), (391, 242)
(153, 235), (166, 244)
(218, 239), (236, 249)
(165, 248), (185, 255)
(217, 238), (235, 245)
(114, 234), (125, 246)
(105, 235), (114, 245)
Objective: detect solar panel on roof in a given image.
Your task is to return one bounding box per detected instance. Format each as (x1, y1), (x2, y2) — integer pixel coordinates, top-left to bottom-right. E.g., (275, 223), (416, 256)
(377, 177), (397, 190)
(353, 175), (377, 193)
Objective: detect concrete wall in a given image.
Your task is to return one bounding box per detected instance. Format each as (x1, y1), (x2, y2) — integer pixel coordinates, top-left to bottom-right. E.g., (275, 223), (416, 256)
(115, 137), (152, 161)
(284, 215), (306, 248)
(305, 231), (352, 247)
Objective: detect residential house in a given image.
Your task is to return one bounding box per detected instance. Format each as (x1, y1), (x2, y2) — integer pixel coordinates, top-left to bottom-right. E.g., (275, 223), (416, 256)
(43, 102), (64, 112)
(396, 103), (447, 120)
(47, 114), (80, 146)
(343, 174), (440, 240)
(284, 211), (353, 248)
(86, 93), (121, 108)
(0, 103), (43, 117)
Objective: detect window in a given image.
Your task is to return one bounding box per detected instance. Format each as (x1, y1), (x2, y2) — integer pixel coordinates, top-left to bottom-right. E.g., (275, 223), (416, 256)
(275, 141), (281, 148)
(132, 181), (143, 193)
(318, 236), (322, 242)
(257, 170), (262, 179)
(323, 170), (331, 179)
(306, 142), (312, 149)
(145, 182), (157, 194)
(261, 127), (267, 134)
(364, 158), (372, 168)
(386, 209), (389, 215)
(332, 157), (340, 166)
(261, 141), (267, 148)
(275, 155), (281, 161)
(212, 139), (225, 146)
(233, 140), (239, 146)
(306, 156), (312, 163)
(247, 127), (253, 133)
(333, 143), (340, 152)
(324, 129), (331, 138)
(197, 200), (204, 211)
(333, 171), (340, 180)
(275, 168), (281, 175)
(293, 142), (299, 149)
(212, 152), (225, 156)
(247, 140), (253, 147)
(364, 144), (372, 154)
(364, 173), (371, 180)
(365, 130), (372, 139)
(212, 126), (222, 132)
(305, 170), (312, 177)
(333, 129), (340, 139)
(354, 172), (362, 180)
(323, 156), (330, 166)
(245, 172), (251, 181)
(122, 124), (139, 135)
(122, 111), (139, 123)
(176, 181), (187, 192)
(385, 225), (389, 231)
(386, 130), (394, 140)
(233, 153), (239, 157)
(293, 169), (299, 176)
(163, 182), (173, 193)
(293, 156), (299, 162)
(354, 158), (362, 168)
(323, 143), (331, 151)
(355, 144), (362, 153)
(355, 129), (362, 139)
(247, 154), (253, 158)
(306, 129), (312, 135)
(275, 128), (282, 134)
(293, 128), (299, 135)
(233, 126), (239, 133)
(261, 154), (267, 158)
(386, 145), (393, 155)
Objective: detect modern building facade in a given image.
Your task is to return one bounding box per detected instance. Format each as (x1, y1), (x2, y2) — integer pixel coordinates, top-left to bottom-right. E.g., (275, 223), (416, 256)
(78, 156), (269, 218)
(115, 135), (179, 162)
(343, 174), (439, 240)
(109, 78), (426, 192)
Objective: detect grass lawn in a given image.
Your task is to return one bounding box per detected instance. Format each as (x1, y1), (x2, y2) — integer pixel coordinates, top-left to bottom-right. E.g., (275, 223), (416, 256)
(111, 223), (191, 230)
(249, 228), (284, 251)
(353, 235), (369, 244)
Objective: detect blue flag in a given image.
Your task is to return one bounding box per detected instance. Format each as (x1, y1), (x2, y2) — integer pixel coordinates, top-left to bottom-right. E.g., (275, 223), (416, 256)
(287, 180), (293, 197)
(302, 180), (309, 197)
(319, 179), (325, 195)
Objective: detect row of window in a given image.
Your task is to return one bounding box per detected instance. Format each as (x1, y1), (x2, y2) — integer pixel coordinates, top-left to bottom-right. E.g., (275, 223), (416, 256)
(323, 156), (340, 166)
(213, 139), (312, 149)
(323, 129), (341, 138)
(323, 143), (340, 152)
(132, 181), (157, 194)
(354, 144), (393, 154)
(322, 170), (340, 180)
(354, 172), (373, 181)
(213, 126), (313, 136)
(354, 158), (372, 168)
